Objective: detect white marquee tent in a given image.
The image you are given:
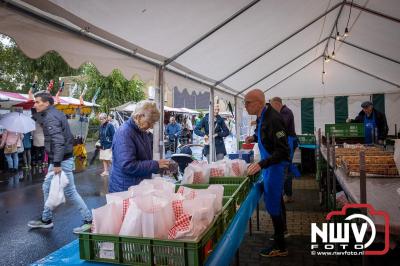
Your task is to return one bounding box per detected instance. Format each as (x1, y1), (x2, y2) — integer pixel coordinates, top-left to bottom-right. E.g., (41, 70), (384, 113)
(1, 0), (399, 158)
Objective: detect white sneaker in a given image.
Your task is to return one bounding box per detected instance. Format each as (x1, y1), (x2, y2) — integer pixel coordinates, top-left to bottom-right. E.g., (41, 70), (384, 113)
(73, 222), (92, 234)
(28, 219), (54, 229)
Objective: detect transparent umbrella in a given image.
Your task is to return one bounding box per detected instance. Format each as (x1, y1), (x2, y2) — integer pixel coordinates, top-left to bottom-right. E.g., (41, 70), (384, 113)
(0, 112), (36, 133)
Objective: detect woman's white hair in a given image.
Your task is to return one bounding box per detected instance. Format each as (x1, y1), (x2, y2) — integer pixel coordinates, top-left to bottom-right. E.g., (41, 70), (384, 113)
(99, 113), (107, 120)
(132, 100), (160, 123)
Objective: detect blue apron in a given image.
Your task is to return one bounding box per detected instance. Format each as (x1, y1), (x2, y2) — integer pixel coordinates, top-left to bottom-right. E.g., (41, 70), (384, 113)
(287, 136), (301, 178)
(257, 107), (288, 216)
(364, 113), (376, 144)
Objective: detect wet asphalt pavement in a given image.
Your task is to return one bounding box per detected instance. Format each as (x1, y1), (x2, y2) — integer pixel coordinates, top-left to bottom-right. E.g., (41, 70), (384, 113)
(0, 161), (107, 266)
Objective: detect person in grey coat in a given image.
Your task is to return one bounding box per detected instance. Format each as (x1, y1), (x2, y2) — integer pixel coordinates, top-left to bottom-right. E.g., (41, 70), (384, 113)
(27, 92), (92, 234)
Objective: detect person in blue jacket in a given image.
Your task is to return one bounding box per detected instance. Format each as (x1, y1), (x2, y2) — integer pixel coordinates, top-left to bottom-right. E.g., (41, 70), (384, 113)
(165, 116), (181, 153)
(98, 113), (115, 176)
(109, 100), (170, 192)
(194, 104), (230, 161)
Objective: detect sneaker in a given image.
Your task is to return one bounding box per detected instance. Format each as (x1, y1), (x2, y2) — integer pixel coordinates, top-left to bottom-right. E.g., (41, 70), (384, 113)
(73, 221), (92, 234)
(100, 171), (109, 177)
(28, 219), (54, 229)
(259, 246), (288, 257)
(269, 231), (290, 240)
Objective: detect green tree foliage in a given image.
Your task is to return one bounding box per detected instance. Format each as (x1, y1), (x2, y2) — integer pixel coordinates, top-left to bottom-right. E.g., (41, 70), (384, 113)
(78, 63), (146, 113)
(0, 35), (79, 92)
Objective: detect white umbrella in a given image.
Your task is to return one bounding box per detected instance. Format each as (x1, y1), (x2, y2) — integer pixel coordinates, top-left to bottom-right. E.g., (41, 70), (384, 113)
(0, 112), (36, 133)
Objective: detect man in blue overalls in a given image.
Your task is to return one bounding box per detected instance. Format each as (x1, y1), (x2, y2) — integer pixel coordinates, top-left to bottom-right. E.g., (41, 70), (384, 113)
(245, 89), (290, 257)
(350, 101), (388, 144)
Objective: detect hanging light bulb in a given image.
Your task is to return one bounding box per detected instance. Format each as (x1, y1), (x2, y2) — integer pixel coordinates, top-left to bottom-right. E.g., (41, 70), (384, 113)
(336, 31), (341, 40)
(344, 27), (349, 37)
(331, 51), (336, 58)
(324, 55), (331, 62)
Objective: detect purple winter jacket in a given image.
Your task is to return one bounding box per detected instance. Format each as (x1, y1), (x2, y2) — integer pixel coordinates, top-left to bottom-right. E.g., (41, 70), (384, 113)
(109, 118), (159, 192)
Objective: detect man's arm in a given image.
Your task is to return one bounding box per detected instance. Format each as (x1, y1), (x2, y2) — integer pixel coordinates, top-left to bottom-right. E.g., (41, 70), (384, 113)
(258, 118), (290, 169)
(46, 117), (65, 167)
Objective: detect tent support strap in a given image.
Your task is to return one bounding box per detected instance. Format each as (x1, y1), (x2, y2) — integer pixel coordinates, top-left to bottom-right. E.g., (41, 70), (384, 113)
(263, 56), (322, 93)
(331, 37), (400, 65)
(215, 2), (343, 86)
(238, 37), (329, 95)
(332, 59), (400, 88)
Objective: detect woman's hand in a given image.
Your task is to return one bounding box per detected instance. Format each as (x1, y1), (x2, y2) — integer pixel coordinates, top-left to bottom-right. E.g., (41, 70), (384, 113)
(158, 159), (170, 169)
(245, 136), (255, 144)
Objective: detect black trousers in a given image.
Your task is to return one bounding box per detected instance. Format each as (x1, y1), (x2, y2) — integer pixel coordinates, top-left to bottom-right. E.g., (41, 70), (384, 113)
(32, 146), (45, 164)
(270, 196), (287, 250)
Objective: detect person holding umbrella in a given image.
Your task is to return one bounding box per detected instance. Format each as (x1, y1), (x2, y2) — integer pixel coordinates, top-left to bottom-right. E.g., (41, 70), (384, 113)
(0, 111), (36, 172)
(0, 130), (22, 172)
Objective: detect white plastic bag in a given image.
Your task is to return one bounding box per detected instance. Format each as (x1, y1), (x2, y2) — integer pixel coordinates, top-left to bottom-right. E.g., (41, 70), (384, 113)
(177, 185), (224, 213)
(209, 161), (228, 177)
(44, 171), (69, 210)
(92, 202), (123, 234)
(133, 194), (174, 239)
(182, 162), (210, 184)
(119, 200), (143, 237)
(227, 159), (247, 177)
(140, 177), (176, 194)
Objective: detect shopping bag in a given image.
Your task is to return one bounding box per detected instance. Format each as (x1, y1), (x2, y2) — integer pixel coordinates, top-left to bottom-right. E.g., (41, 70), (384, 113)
(92, 202), (123, 234)
(182, 161), (210, 184)
(119, 200), (143, 237)
(106, 191), (132, 220)
(209, 161), (228, 177)
(140, 177), (176, 194)
(134, 194), (174, 239)
(227, 159), (247, 176)
(44, 171), (69, 210)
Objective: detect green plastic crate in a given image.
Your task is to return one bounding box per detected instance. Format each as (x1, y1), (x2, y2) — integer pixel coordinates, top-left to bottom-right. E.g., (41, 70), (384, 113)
(175, 184), (240, 198)
(79, 196), (235, 265)
(208, 176), (247, 185)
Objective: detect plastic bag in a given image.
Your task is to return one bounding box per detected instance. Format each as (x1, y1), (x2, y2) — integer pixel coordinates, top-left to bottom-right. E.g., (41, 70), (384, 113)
(168, 196), (216, 240)
(182, 161), (210, 184)
(133, 194), (174, 239)
(140, 177), (176, 194)
(119, 200), (143, 237)
(45, 171), (69, 210)
(92, 202), (123, 234)
(106, 191), (132, 220)
(209, 161), (228, 177)
(177, 184), (223, 213)
(227, 159), (247, 177)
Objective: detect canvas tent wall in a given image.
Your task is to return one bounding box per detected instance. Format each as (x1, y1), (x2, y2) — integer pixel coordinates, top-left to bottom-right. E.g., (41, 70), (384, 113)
(1, 0), (399, 158)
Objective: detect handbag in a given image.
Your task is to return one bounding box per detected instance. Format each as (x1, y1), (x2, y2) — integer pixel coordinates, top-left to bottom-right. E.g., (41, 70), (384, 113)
(4, 143), (17, 154)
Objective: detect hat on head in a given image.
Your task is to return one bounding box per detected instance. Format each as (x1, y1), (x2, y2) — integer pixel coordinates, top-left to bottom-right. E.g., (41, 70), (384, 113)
(361, 101), (373, 108)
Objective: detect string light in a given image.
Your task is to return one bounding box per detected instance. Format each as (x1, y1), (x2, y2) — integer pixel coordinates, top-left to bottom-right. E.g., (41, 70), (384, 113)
(343, 0), (353, 38)
(324, 55), (331, 62)
(344, 27), (349, 37)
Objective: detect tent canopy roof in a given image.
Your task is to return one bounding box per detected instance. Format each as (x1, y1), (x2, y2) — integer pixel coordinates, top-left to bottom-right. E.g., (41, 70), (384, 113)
(1, 0), (399, 99)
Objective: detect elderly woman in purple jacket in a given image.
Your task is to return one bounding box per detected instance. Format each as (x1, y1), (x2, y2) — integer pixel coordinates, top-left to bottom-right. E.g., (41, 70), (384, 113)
(109, 100), (170, 192)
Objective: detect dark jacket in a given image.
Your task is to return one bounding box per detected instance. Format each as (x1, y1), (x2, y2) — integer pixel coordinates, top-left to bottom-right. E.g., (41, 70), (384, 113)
(109, 118), (159, 192)
(34, 106), (73, 167)
(280, 105), (296, 137)
(194, 114), (230, 156)
(352, 108), (388, 140)
(253, 104), (290, 169)
(99, 122), (115, 149)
